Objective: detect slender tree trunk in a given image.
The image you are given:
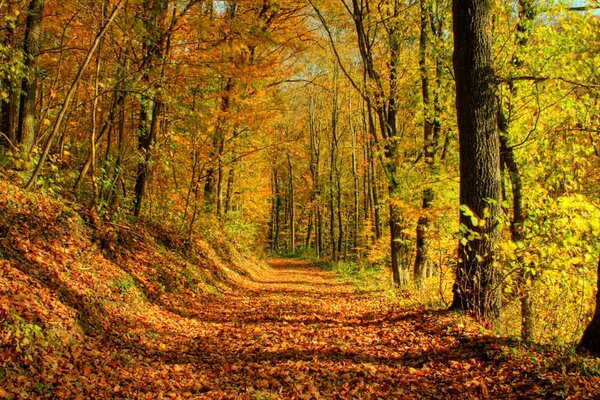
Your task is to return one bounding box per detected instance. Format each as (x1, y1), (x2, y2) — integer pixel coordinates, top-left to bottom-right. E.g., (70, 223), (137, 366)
(336, 160), (343, 259)
(329, 74), (339, 261)
(18, 0), (45, 153)
(105, 71), (126, 216)
(308, 96), (321, 253)
(497, 0), (535, 339)
(351, 109), (360, 255)
(272, 168), (281, 250)
(224, 158), (236, 217)
(24, 0), (125, 190)
(288, 154), (295, 253)
(89, 7), (106, 204)
(133, 0), (168, 218)
(305, 212), (313, 249)
(204, 78), (232, 214)
(414, 189), (434, 281)
(414, 0), (435, 283)
(316, 206), (323, 258)
(1, 0), (19, 147)
(450, 0), (502, 321)
(369, 138), (381, 240)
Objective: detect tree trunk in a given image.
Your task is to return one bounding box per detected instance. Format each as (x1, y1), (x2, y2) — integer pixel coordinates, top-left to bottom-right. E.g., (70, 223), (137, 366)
(351, 108), (360, 255)
(414, 0), (436, 283)
(329, 74), (339, 261)
(578, 255), (600, 356)
(133, 0), (168, 218)
(272, 168), (281, 250)
(308, 96), (321, 252)
(204, 78), (232, 215)
(224, 157), (236, 217)
(449, 0), (502, 321)
(104, 68), (127, 217)
(24, 0), (124, 190)
(18, 0), (45, 153)
(496, 0), (536, 339)
(288, 154), (295, 253)
(414, 189), (434, 281)
(1, 0), (19, 147)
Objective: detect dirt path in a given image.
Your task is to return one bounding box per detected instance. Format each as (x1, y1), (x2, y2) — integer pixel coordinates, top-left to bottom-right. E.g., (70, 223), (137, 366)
(91, 258), (597, 399)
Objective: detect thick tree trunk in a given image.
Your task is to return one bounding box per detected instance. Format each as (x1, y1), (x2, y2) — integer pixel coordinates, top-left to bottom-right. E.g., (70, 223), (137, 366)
(578, 256), (600, 356)
(18, 0), (45, 153)
(450, 0), (502, 321)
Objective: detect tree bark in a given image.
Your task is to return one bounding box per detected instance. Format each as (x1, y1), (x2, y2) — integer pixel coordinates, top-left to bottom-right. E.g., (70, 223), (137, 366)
(349, 0), (409, 286)
(133, 0), (169, 218)
(578, 255), (600, 356)
(288, 154), (296, 253)
(449, 0), (502, 321)
(308, 96), (321, 255)
(351, 105), (360, 255)
(204, 78), (232, 215)
(18, 0), (45, 153)
(498, 0), (536, 340)
(414, 0), (436, 283)
(224, 157), (236, 217)
(1, 0), (19, 147)
(271, 168), (281, 250)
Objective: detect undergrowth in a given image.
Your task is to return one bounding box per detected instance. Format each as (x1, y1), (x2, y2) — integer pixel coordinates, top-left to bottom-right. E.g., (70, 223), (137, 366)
(324, 261), (453, 309)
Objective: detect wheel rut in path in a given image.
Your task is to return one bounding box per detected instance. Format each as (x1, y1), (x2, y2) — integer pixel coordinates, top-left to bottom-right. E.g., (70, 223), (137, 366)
(97, 258), (597, 399)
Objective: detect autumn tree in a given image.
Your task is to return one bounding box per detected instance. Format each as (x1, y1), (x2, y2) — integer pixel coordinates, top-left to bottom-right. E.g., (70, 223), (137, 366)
(133, 0), (169, 218)
(449, 0), (502, 320)
(0, 0), (21, 148)
(17, 0), (45, 154)
(310, 0), (417, 285)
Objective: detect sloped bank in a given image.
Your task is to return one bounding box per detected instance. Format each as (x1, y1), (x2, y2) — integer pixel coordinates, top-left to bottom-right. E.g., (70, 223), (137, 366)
(0, 179), (267, 399)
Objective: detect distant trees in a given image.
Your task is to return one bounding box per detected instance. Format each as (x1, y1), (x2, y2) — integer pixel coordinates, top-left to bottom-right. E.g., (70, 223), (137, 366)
(0, 0), (598, 347)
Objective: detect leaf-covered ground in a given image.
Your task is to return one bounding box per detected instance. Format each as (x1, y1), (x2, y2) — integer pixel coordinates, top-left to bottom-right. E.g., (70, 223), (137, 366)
(95, 258), (600, 399)
(0, 176), (598, 399)
(7, 257), (599, 399)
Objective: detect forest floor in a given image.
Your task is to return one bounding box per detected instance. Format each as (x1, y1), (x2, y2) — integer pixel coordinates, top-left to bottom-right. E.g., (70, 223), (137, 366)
(99, 258), (599, 400)
(9, 258), (599, 399)
(1, 181), (599, 399)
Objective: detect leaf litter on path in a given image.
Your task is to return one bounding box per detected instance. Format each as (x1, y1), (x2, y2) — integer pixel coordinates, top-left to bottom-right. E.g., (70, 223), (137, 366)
(2, 257), (599, 399)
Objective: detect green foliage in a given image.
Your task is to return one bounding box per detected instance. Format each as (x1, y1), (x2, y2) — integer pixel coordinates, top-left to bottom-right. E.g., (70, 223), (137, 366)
(113, 274), (136, 294)
(272, 246), (317, 260)
(326, 261), (395, 295)
(225, 211), (260, 252)
(3, 310), (51, 362)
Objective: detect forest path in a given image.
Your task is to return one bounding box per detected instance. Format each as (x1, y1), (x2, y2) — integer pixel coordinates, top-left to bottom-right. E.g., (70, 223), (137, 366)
(94, 258), (594, 399)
